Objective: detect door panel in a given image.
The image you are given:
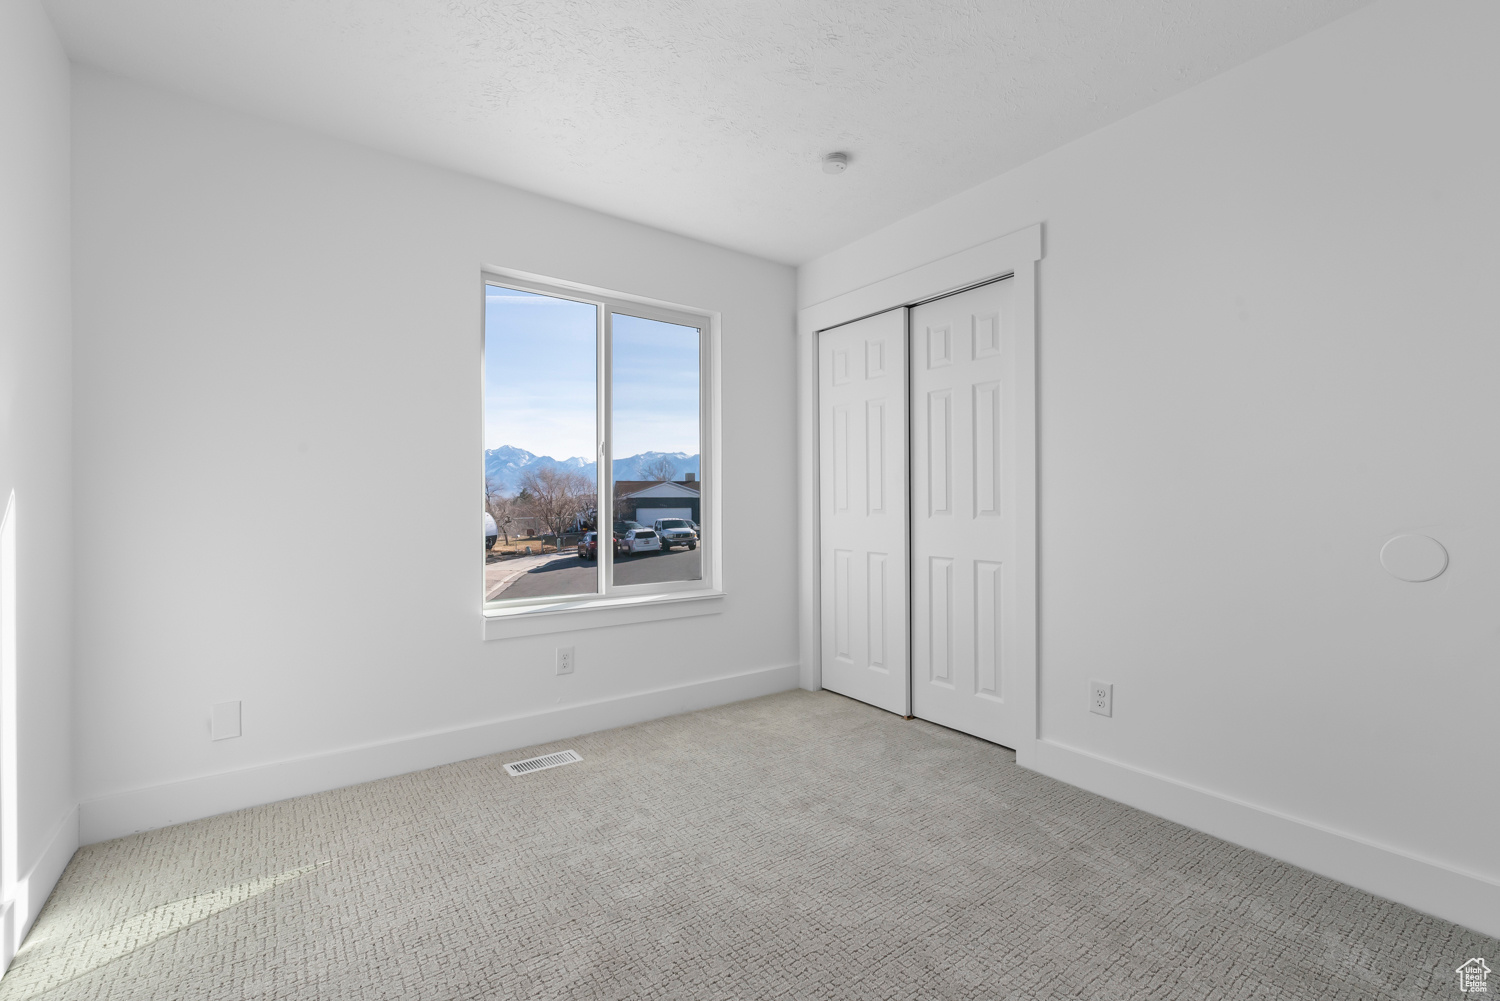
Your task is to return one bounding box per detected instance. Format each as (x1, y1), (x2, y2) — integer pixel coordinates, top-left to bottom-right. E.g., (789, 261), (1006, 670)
(910, 280), (1021, 745)
(819, 309), (909, 716)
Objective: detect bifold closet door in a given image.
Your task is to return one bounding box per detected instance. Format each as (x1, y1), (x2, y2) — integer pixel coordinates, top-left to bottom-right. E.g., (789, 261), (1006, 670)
(818, 308), (910, 716)
(910, 279), (1023, 747)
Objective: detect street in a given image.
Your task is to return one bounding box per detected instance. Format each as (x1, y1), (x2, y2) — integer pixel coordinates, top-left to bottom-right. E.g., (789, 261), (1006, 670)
(486, 547), (702, 600)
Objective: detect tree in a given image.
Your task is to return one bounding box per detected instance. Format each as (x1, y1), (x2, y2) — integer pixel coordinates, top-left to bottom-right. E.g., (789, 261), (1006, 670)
(612, 480), (635, 525)
(641, 455), (678, 483)
(485, 479), (518, 545)
(518, 466), (593, 539)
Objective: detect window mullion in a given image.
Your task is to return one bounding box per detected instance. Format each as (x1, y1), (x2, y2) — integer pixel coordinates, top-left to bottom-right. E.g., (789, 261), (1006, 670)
(699, 323), (711, 588)
(599, 307), (614, 596)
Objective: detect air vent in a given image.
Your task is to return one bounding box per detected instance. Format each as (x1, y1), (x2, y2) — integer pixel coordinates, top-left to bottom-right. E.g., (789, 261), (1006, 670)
(504, 749), (582, 777)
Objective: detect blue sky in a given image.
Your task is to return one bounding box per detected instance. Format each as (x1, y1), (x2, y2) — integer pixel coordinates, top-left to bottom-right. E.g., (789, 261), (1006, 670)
(484, 285), (699, 460)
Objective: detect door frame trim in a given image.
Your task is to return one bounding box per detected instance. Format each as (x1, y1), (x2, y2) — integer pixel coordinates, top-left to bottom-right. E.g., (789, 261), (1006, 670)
(796, 223), (1043, 760)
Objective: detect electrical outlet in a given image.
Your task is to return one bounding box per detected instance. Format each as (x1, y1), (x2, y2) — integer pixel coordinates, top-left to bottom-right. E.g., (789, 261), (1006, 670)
(555, 646), (575, 676)
(1089, 681), (1112, 717)
(210, 700), (242, 740)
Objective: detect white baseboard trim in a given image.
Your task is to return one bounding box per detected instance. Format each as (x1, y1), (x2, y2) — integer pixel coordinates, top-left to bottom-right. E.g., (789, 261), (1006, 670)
(80, 664), (800, 845)
(2, 805), (79, 975)
(1027, 738), (1500, 938)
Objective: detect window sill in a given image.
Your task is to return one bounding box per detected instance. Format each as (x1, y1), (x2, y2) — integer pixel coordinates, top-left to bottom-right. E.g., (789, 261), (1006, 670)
(482, 588), (725, 641)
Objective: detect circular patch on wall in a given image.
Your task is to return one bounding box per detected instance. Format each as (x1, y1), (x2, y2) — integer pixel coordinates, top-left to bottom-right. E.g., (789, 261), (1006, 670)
(1379, 534), (1449, 582)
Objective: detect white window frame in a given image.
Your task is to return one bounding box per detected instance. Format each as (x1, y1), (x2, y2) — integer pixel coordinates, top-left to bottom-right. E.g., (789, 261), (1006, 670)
(481, 268), (723, 639)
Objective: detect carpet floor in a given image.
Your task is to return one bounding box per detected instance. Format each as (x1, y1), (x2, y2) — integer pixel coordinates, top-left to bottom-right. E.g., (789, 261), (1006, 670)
(3, 690), (1493, 999)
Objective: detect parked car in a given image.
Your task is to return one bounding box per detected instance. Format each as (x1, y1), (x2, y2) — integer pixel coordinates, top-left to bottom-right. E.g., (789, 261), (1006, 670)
(617, 527), (661, 556)
(654, 518), (698, 551)
(484, 512), (498, 550)
(577, 531), (598, 561)
(611, 520), (642, 550)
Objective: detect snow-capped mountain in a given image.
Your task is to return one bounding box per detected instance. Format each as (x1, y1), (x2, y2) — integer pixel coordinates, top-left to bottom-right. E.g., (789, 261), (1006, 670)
(484, 446), (699, 493)
(610, 451), (700, 483)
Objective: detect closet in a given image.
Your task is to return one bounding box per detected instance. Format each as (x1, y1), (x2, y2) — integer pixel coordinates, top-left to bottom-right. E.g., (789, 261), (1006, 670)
(818, 277), (1025, 747)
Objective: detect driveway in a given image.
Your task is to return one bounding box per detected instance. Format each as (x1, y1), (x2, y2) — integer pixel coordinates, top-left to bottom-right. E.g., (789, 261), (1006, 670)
(614, 548), (701, 587)
(484, 551), (585, 600)
(486, 548), (702, 600)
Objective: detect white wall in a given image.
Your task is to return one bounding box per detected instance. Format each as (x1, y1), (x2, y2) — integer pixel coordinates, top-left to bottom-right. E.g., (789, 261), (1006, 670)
(801, 0), (1499, 935)
(71, 68), (798, 841)
(0, 0), (78, 962)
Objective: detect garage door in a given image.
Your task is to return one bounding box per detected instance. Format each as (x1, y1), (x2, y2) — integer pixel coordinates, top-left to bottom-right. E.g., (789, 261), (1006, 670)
(636, 507), (693, 524)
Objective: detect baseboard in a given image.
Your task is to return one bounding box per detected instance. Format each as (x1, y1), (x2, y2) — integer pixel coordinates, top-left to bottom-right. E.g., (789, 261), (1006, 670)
(80, 664), (800, 845)
(2, 805), (79, 975)
(1026, 738), (1500, 939)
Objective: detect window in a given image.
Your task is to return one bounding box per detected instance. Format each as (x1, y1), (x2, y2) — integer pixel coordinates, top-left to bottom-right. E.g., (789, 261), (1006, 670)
(482, 274), (713, 612)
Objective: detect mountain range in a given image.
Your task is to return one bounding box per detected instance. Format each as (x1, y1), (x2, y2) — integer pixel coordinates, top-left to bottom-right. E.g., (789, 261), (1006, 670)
(484, 446), (700, 494)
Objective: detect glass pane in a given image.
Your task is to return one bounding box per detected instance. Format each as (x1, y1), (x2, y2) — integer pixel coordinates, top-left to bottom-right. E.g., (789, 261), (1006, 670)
(610, 313), (702, 586)
(483, 285), (599, 602)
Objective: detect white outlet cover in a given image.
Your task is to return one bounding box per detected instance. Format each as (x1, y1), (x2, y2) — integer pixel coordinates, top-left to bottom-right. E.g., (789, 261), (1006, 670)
(1089, 682), (1112, 718)
(1379, 534), (1448, 582)
(210, 700), (241, 740)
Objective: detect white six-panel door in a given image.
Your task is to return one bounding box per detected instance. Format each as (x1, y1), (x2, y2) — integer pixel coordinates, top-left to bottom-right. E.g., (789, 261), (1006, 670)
(910, 280), (1023, 746)
(818, 309), (910, 716)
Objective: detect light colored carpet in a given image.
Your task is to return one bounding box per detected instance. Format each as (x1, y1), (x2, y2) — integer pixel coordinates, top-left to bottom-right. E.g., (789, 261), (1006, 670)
(4, 690), (1493, 999)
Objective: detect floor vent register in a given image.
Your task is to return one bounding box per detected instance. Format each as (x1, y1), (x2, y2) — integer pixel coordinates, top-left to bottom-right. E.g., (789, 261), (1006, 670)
(504, 749), (583, 777)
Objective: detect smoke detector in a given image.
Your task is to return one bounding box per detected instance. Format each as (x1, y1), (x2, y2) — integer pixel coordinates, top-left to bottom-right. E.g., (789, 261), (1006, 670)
(822, 152), (850, 174)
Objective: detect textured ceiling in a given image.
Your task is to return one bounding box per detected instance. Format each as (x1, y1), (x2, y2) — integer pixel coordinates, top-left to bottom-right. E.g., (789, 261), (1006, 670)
(44, 0), (1372, 263)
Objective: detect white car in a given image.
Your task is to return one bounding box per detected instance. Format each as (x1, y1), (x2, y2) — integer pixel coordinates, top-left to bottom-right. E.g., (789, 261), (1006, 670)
(618, 528), (661, 555)
(653, 518), (698, 551)
(484, 512), (498, 550)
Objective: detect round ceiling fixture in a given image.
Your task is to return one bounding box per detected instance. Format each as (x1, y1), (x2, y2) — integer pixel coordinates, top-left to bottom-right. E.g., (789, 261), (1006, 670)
(822, 152), (849, 174)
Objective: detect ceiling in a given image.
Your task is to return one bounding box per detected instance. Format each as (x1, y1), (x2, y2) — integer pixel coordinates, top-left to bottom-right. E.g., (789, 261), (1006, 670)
(44, 0), (1372, 264)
